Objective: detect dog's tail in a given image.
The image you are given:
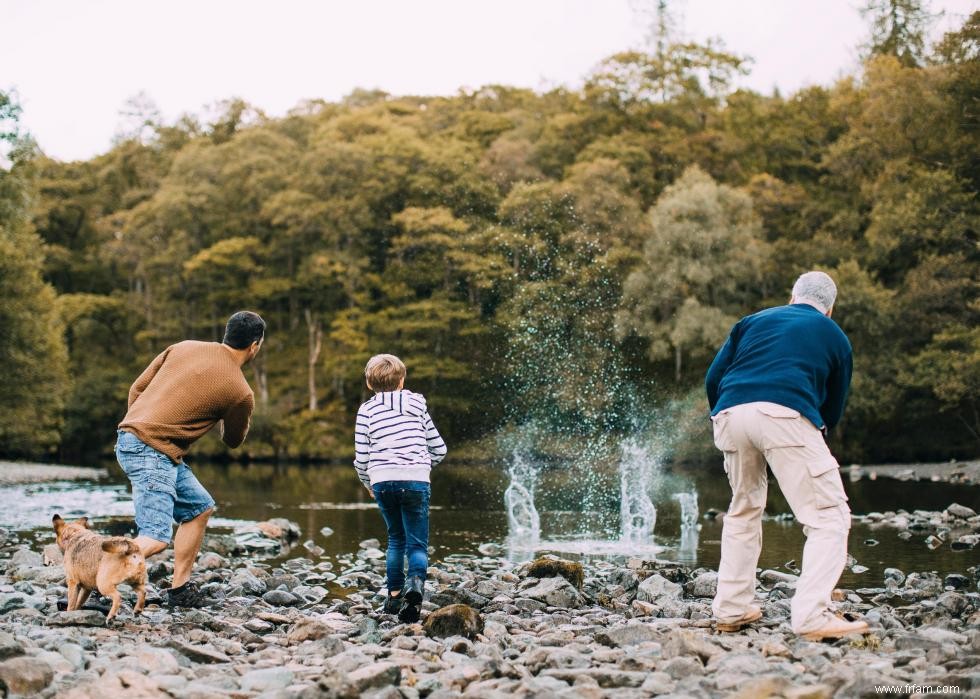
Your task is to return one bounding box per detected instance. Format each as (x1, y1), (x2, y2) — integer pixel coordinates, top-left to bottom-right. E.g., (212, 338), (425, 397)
(102, 538), (141, 555)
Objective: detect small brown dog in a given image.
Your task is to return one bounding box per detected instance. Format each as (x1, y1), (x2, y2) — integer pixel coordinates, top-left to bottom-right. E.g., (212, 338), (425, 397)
(53, 514), (147, 621)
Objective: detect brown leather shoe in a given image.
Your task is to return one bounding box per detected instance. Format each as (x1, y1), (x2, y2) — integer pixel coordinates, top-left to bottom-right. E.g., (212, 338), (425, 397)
(715, 604), (762, 632)
(799, 615), (868, 641)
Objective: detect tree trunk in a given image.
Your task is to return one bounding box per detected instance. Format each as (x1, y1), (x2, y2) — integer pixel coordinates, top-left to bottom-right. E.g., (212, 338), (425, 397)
(305, 308), (323, 412)
(251, 354), (269, 408)
(674, 344), (682, 383)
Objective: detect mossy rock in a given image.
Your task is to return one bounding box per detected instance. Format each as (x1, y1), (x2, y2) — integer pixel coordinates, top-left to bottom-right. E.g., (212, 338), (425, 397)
(527, 558), (584, 589)
(422, 604), (483, 640)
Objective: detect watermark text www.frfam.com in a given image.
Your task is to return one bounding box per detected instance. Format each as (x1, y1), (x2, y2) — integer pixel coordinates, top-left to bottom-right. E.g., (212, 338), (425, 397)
(874, 686), (962, 695)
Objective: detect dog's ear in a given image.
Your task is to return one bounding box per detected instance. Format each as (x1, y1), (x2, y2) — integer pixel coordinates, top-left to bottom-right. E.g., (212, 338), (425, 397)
(53, 514), (65, 533)
(76, 517), (90, 529)
(101, 538), (130, 554)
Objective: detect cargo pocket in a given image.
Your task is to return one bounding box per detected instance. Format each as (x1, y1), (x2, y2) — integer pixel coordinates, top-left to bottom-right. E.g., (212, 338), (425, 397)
(711, 411), (736, 453)
(806, 458), (847, 509)
(758, 404), (806, 449)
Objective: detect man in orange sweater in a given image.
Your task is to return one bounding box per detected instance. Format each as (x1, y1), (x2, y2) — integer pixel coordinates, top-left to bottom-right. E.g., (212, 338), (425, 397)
(116, 311), (264, 608)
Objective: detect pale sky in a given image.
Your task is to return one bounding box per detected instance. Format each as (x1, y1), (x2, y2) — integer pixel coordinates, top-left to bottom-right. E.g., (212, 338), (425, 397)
(5, 0), (976, 161)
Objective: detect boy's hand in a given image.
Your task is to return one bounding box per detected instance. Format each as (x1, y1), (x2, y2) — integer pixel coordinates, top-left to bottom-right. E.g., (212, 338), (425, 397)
(365, 485), (375, 500)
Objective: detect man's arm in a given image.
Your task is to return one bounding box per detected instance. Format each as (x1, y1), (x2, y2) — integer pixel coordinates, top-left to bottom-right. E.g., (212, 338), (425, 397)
(220, 393), (255, 448)
(127, 347), (172, 409)
(353, 406), (372, 487)
(424, 411), (448, 466)
(821, 343), (853, 431)
(705, 325), (739, 410)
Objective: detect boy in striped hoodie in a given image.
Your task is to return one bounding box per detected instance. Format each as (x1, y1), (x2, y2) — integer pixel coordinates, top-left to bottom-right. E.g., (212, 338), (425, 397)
(354, 354), (447, 622)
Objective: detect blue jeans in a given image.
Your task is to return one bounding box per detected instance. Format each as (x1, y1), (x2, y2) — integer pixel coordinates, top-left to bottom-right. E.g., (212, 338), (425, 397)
(372, 481), (430, 592)
(115, 430), (216, 544)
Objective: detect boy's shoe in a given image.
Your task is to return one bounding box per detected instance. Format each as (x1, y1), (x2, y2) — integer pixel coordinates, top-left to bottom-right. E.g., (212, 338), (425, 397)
(714, 605), (763, 632)
(168, 581), (215, 609)
(398, 602), (421, 624)
(404, 576), (424, 606)
(383, 593), (403, 615)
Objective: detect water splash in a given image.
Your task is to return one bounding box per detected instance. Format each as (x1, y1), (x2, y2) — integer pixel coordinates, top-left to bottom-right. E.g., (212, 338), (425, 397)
(619, 437), (657, 546)
(674, 491), (699, 527)
(504, 455), (540, 549)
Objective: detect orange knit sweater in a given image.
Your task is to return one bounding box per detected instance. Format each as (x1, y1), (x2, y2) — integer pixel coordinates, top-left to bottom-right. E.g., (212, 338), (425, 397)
(119, 340), (254, 463)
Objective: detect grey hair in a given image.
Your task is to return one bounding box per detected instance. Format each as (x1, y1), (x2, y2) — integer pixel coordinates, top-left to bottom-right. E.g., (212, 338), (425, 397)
(792, 271), (837, 313)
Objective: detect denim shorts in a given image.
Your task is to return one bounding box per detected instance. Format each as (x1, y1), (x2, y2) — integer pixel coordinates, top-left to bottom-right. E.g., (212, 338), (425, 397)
(115, 430), (216, 544)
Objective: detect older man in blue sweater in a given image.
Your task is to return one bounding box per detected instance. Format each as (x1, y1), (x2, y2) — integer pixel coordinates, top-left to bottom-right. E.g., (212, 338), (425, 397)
(705, 271), (868, 641)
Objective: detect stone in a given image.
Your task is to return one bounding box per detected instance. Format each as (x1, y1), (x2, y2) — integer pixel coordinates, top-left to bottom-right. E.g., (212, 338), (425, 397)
(240, 667), (295, 692)
(58, 643), (86, 671)
(346, 661), (401, 693)
(526, 558), (584, 589)
(287, 618), (331, 644)
(423, 604), (483, 639)
(661, 628), (722, 663)
(262, 589), (301, 607)
(520, 576), (584, 608)
(688, 571), (718, 598)
(635, 574), (683, 604)
(0, 656), (54, 696)
(944, 574), (971, 590)
(10, 549), (42, 568)
(946, 503), (977, 519)
(167, 640), (231, 664)
(135, 646), (179, 675)
(0, 592), (45, 615)
(883, 568), (905, 585)
(46, 610), (106, 627)
(0, 633), (24, 661)
(595, 622), (660, 647)
(197, 552), (227, 569)
(660, 656), (705, 680)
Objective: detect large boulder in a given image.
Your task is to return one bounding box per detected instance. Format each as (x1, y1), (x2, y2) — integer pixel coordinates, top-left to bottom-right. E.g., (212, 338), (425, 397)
(0, 657), (54, 696)
(423, 604), (483, 640)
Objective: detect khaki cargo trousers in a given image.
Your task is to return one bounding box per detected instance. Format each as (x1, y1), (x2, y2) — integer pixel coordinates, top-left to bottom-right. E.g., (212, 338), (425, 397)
(711, 401), (851, 634)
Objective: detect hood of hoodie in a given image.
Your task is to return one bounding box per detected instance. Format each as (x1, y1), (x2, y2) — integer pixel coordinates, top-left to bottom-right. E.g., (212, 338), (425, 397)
(375, 390), (427, 417)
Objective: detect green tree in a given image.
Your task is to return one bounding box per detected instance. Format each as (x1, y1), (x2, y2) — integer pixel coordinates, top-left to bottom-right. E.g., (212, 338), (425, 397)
(0, 91), (69, 456)
(860, 0), (937, 66)
(617, 166), (770, 382)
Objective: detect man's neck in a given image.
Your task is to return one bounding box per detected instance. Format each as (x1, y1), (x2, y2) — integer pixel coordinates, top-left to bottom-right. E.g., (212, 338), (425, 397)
(221, 343), (250, 367)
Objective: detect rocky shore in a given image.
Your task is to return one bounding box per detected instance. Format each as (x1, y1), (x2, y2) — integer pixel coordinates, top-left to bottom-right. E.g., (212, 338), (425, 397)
(0, 507), (978, 699)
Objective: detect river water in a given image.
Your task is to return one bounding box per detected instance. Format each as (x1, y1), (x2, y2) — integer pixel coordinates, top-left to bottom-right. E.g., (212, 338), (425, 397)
(2, 460), (977, 589)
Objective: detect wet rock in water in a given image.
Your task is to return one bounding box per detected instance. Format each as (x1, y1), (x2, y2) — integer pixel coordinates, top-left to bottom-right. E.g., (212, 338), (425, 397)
(945, 503), (977, 520)
(319, 526), (334, 537)
(636, 574), (683, 604)
(526, 558), (584, 589)
(944, 573), (971, 590)
(477, 542), (503, 556)
(201, 533), (244, 557)
(302, 540), (325, 557)
(359, 538), (381, 549)
(46, 610), (106, 627)
(863, 538), (879, 547)
(883, 568), (905, 586)
(520, 576), (585, 609)
(952, 534), (979, 550)
(851, 564), (870, 574)
(905, 571), (944, 597)
(257, 518), (301, 541)
(229, 569), (267, 596)
(760, 569), (799, 586)
(0, 656), (54, 695)
(925, 534), (944, 549)
(423, 604), (483, 640)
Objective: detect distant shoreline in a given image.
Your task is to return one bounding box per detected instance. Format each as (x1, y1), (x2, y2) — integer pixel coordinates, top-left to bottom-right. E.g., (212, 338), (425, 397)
(0, 462), (108, 484)
(1, 458), (978, 486)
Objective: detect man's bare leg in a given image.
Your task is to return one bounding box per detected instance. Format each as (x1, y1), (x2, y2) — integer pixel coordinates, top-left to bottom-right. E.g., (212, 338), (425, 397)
(135, 536), (167, 560)
(172, 508), (213, 589)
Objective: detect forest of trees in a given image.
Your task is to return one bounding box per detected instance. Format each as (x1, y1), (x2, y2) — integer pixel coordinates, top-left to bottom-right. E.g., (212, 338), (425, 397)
(1, 6), (977, 465)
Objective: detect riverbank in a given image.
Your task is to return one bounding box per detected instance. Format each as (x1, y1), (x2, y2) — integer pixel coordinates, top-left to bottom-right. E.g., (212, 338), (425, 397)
(0, 463), (107, 485)
(0, 506), (977, 698)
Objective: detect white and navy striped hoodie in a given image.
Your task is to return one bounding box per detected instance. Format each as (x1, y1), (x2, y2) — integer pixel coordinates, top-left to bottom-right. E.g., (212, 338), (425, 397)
(354, 390), (447, 487)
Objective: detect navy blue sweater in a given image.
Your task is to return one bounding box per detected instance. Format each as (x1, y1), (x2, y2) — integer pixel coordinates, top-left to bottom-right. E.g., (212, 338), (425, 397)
(705, 304), (852, 430)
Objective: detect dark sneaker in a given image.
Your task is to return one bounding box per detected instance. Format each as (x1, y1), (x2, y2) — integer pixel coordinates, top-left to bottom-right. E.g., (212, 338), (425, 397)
(404, 576), (424, 606)
(383, 593), (403, 615)
(398, 602), (421, 624)
(167, 582), (215, 609)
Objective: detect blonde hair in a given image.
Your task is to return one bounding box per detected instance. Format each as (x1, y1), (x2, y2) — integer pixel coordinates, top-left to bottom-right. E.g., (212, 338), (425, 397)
(365, 354), (406, 392)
